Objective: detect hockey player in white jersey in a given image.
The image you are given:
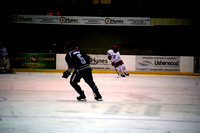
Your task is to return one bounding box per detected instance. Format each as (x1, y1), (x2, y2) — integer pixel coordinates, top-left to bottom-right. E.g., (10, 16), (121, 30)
(107, 45), (129, 77)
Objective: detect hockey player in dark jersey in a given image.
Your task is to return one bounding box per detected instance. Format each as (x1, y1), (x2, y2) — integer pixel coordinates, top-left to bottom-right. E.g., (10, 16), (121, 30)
(62, 42), (102, 101)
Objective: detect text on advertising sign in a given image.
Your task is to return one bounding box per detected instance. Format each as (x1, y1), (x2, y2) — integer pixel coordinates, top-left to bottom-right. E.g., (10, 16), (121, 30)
(136, 56), (180, 72)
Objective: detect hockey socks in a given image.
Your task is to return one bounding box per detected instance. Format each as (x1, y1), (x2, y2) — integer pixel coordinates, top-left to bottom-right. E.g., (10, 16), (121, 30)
(117, 67), (125, 77)
(121, 64), (129, 76)
(116, 65), (129, 77)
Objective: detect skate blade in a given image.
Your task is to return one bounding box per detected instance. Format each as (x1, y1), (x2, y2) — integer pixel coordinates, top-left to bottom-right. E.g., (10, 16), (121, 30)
(77, 98), (87, 101)
(95, 98), (103, 101)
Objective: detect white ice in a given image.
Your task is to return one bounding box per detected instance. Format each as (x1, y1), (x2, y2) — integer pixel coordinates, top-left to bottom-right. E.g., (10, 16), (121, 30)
(0, 72), (200, 133)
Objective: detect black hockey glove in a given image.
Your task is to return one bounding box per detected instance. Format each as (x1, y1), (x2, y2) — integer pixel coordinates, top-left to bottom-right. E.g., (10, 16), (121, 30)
(62, 71), (71, 79)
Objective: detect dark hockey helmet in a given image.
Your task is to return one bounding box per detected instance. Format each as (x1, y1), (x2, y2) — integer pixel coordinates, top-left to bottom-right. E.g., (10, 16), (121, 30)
(66, 41), (78, 52)
(112, 45), (118, 53)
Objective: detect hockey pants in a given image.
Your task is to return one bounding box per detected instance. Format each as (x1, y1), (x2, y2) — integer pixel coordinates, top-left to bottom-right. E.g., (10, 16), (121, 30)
(70, 68), (98, 95)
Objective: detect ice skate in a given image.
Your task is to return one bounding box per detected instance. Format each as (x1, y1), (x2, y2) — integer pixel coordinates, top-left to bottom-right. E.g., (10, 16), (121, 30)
(77, 95), (86, 101)
(120, 73), (125, 77)
(77, 91), (86, 101)
(94, 95), (102, 101)
(124, 72), (129, 76)
(94, 90), (102, 101)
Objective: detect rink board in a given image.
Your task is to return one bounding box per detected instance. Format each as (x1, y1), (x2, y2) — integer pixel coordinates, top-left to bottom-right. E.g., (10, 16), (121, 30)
(8, 54), (197, 76)
(56, 54), (194, 73)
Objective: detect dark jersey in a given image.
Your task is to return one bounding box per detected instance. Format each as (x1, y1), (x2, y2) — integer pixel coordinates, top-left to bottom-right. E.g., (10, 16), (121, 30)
(65, 50), (91, 72)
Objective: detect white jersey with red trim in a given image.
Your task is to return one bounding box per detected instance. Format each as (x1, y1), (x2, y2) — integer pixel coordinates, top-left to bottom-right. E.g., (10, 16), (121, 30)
(107, 49), (122, 63)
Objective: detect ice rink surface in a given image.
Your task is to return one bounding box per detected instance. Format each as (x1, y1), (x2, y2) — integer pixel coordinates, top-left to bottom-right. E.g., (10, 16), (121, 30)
(0, 72), (200, 133)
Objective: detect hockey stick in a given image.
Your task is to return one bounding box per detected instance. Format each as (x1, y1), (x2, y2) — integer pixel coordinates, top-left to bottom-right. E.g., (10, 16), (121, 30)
(114, 67), (119, 78)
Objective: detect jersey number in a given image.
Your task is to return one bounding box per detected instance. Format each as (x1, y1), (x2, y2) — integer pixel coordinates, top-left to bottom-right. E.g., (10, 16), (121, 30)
(77, 53), (86, 64)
